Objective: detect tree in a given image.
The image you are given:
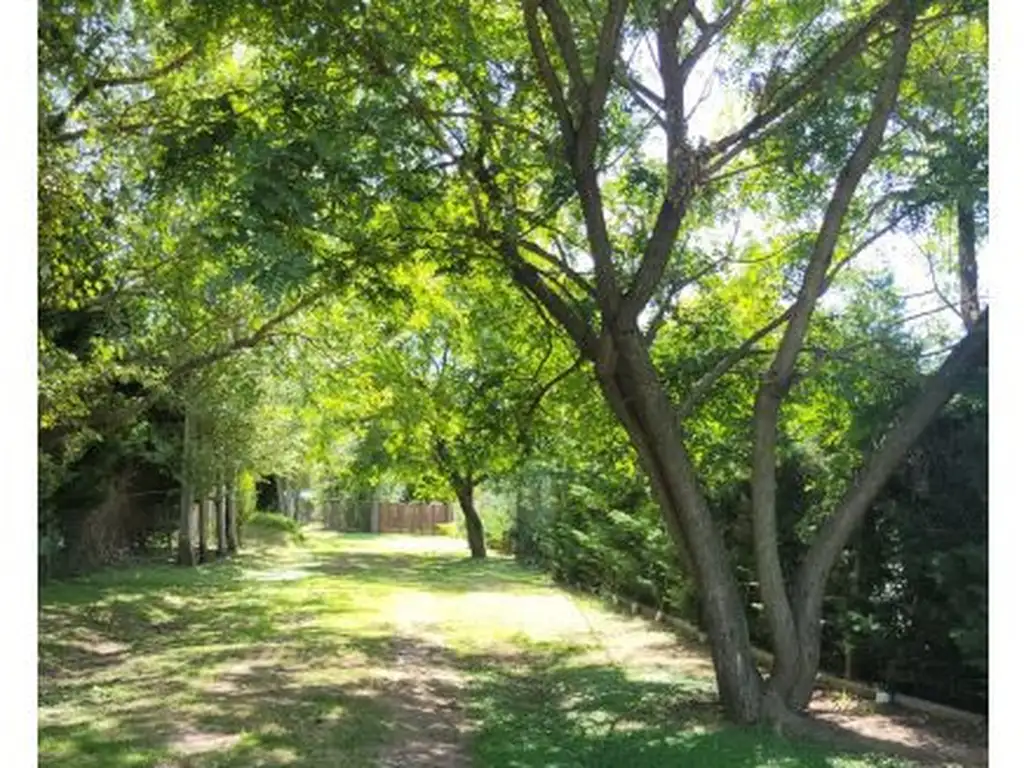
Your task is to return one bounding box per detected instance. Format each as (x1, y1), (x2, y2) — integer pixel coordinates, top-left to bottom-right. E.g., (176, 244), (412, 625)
(329, 0), (988, 724)
(354, 263), (579, 557)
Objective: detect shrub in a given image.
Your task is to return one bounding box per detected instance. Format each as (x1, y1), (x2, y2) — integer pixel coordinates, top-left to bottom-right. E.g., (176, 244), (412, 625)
(245, 511), (305, 544)
(436, 521), (459, 538)
(238, 470), (258, 524)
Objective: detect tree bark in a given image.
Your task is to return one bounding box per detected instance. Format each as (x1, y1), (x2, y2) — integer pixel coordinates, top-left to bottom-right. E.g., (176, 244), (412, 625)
(784, 309), (988, 708)
(226, 475), (240, 554)
(216, 477), (228, 558)
(594, 326), (765, 723)
(176, 409), (195, 566)
(957, 197), (980, 331)
(198, 494), (209, 564)
(455, 481), (487, 559)
(751, 7), (915, 709)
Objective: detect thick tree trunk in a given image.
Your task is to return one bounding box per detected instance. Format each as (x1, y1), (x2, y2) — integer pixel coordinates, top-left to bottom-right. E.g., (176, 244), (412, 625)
(595, 328), (764, 723)
(176, 410), (195, 566)
(198, 495), (209, 564)
(226, 475), (239, 554)
(216, 479), (228, 558)
(456, 482), (487, 559)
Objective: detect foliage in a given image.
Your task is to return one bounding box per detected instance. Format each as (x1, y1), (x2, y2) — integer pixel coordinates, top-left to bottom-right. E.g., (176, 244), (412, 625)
(245, 511), (306, 543)
(514, 355), (988, 712)
(436, 521), (460, 539)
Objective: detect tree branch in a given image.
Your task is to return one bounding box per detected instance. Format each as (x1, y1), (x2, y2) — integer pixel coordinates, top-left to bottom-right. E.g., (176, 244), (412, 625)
(707, 1), (902, 171)
(505, 246), (598, 357)
(749, 4), (916, 695)
(46, 47), (196, 136)
(795, 308), (988, 617)
(539, 0), (589, 109)
(680, 1), (745, 83)
(511, 237), (596, 298)
(523, 0), (576, 145)
(583, 0), (629, 162)
(166, 288), (330, 385)
(522, 354), (586, 428)
(763, 6), (915, 401)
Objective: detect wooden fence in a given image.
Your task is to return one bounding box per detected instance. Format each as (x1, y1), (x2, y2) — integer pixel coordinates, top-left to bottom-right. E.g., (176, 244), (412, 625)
(321, 499), (375, 532)
(320, 499), (454, 534)
(377, 501), (453, 534)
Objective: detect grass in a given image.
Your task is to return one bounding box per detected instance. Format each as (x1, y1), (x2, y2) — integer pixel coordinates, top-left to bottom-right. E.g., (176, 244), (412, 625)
(39, 528), (914, 767)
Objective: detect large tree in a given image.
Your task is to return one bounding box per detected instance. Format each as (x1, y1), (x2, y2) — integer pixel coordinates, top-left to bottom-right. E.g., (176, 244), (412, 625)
(324, 0), (989, 724)
(343, 263), (580, 557)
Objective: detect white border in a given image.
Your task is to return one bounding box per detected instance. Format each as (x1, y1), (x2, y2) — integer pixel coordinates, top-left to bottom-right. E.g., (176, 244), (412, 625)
(0, 1), (39, 765)
(988, 0), (1020, 762)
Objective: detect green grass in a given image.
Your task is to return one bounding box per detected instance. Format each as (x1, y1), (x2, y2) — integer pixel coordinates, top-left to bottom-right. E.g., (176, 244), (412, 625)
(39, 529), (913, 767)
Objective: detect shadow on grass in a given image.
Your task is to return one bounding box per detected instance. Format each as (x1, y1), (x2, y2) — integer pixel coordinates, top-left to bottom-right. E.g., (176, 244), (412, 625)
(304, 549), (554, 595)
(39, 670), (394, 768)
(39, 534), (914, 767)
(345, 633), (908, 768)
(39, 547), (399, 767)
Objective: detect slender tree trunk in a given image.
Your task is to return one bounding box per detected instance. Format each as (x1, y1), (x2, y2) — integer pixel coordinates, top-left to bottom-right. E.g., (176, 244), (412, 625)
(216, 477), (228, 558)
(276, 477), (287, 515)
(455, 481), (487, 559)
(844, 545), (862, 681)
(957, 197), (980, 331)
(226, 474), (239, 554)
(198, 494), (209, 564)
(176, 410), (195, 566)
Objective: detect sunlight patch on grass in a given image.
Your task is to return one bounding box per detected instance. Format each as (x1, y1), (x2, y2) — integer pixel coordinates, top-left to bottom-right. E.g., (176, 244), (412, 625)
(40, 531), (918, 768)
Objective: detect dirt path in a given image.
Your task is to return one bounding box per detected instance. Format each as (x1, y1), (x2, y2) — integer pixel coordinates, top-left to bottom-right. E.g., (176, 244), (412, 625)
(372, 593), (471, 768)
(374, 635), (469, 768)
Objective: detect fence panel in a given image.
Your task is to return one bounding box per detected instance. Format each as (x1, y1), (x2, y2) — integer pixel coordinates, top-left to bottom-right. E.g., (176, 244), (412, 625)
(320, 499), (452, 534)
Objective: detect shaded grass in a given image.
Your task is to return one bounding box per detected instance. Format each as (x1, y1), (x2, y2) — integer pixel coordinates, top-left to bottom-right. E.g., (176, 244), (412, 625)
(454, 648), (910, 768)
(40, 529), (915, 767)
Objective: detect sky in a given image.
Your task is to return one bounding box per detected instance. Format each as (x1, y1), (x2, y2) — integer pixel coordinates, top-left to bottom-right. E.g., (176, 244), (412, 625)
(627, 27), (987, 346)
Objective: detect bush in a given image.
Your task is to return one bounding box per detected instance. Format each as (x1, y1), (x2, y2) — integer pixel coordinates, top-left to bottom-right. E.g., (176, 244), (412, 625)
(238, 470), (258, 524)
(436, 521), (459, 538)
(245, 511), (305, 544)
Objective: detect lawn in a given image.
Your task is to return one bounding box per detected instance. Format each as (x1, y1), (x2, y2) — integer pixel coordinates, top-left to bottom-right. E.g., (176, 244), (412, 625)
(39, 529), (914, 767)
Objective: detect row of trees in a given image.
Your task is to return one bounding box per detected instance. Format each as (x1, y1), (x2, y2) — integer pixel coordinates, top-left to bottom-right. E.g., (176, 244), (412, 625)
(39, 0), (987, 731)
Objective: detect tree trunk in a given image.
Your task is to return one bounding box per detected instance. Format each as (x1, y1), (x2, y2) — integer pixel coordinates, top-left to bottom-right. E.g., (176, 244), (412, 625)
(276, 477), (287, 515)
(456, 482), (487, 559)
(957, 197), (980, 331)
(503, 0), (932, 728)
(176, 410), (195, 566)
(595, 328), (764, 723)
(198, 494), (209, 564)
(226, 475), (239, 554)
(216, 478), (228, 558)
